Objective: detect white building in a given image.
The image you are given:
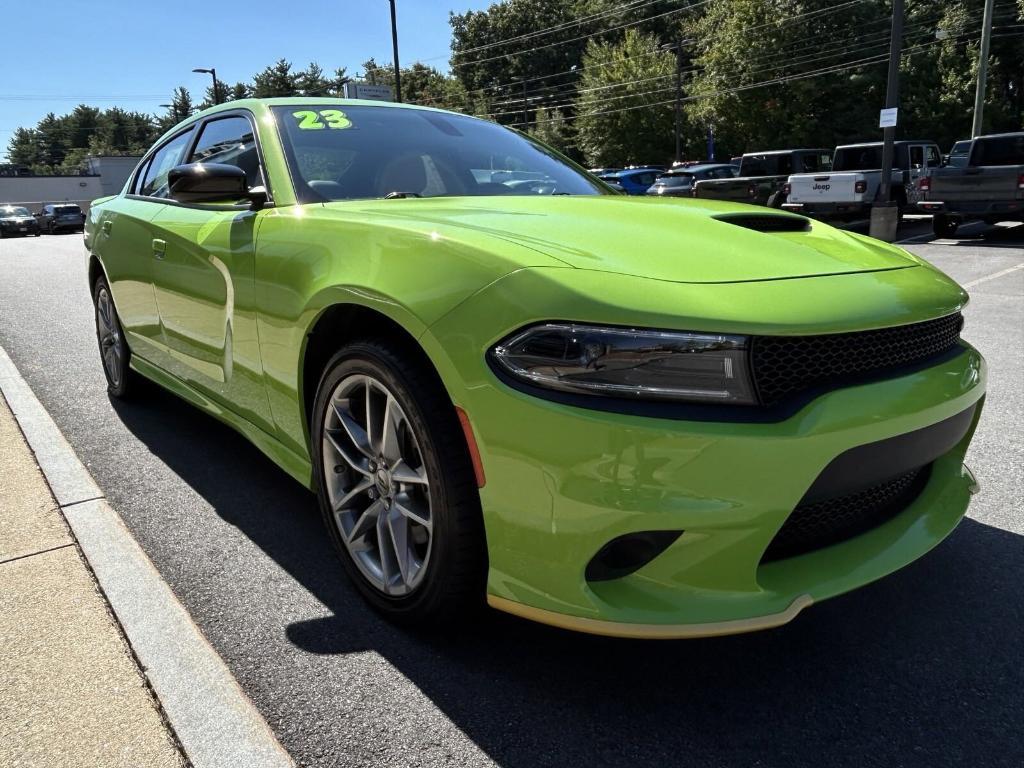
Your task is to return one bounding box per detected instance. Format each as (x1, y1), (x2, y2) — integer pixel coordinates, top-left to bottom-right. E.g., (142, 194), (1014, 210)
(0, 155), (141, 214)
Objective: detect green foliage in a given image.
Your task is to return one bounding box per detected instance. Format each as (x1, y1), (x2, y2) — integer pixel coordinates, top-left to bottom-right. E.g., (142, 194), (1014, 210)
(528, 107), (572, 153)
(253, 59), (300, 98)
(574, 29), (680, 166)
(683, 0), (1024, 154)
(362, 58), (467, 109)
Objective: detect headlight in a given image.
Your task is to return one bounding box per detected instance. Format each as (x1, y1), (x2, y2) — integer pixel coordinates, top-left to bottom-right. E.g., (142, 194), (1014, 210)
(489, 323), (756, 404)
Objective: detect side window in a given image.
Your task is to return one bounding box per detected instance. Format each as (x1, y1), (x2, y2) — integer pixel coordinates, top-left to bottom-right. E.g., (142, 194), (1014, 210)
(140, 129), (195, 199)
(777, 155), (792, 175)
(926, 146), (941, 167)
(131, 158), (152, 195)
(189, 116), (264, 190)
(910, 146), (924, 168)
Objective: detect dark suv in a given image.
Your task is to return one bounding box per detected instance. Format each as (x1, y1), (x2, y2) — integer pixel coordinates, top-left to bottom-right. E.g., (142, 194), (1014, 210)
(38, 203), (85, 234)
(0, 205), (42, 237)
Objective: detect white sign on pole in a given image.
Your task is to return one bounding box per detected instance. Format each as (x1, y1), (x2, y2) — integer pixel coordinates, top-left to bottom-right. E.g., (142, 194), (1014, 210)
(879, 107), (899, 128)
(342, 83), (394, 102)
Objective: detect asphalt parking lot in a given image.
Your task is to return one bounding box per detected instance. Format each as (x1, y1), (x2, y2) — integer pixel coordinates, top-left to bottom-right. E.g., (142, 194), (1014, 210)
(1, 220), (1022, 768)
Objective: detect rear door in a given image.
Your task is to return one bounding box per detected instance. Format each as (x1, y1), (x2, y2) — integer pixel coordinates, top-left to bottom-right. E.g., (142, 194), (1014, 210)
(149, 112), (274, 430)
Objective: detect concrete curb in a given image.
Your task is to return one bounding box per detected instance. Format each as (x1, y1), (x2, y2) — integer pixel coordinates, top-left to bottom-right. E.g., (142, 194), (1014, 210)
(0, 344), (295, 768)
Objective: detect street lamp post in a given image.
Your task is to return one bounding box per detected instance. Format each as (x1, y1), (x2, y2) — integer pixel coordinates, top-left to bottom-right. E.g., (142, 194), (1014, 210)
(388, 0), (402, 103)
(192, 68), (221, 105)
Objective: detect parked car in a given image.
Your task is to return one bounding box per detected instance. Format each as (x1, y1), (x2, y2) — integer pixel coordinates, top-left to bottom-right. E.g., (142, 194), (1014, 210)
(38, 202), (85, 233)
(693, 149), (831, 207)
(784, 140), (942, 220)
(588, 167), (621, 176)
(946, 140), (972, 168)
(646, 163), (738, 197)
(86, 98), (984, 637)
(598, 168), (661, 195)
(918, 131), (1024, 237)
(0, 205), (42, 237)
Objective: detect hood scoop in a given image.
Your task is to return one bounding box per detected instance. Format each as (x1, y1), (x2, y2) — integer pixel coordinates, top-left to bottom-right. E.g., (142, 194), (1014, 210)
(713, 213), (811, 233)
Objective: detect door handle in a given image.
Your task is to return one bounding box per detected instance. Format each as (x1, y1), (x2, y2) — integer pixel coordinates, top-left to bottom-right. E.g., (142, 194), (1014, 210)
(152, 238), (166, 260)
(101, 220), (112, 235)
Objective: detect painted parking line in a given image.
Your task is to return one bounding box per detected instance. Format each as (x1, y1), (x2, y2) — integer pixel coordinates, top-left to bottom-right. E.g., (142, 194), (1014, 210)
(0, 343), (295, 768)
(963, 262), (1024, 290)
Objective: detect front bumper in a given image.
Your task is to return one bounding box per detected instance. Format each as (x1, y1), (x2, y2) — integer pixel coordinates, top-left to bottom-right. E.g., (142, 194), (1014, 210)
(424, 268), (984, 637)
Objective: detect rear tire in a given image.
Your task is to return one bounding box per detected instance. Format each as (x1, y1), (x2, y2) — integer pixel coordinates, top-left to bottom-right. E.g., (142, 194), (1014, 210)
(933, 215), (959, 239)
(311, 338), (486, 626)
(92, 277), (136, 398)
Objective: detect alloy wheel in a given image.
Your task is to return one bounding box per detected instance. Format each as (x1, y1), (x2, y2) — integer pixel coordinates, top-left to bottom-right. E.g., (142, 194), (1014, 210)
(95, 286), (122, 387)
(321, 373), (433, 596)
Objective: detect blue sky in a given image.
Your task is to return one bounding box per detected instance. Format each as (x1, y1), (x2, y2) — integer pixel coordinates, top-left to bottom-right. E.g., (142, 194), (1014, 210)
(0, 0), (493, 156)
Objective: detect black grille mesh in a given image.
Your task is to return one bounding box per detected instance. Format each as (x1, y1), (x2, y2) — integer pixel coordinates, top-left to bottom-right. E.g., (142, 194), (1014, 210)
(761, 466), (930, 563)
(713, 213), (811, 232)
(751, 313), (963, 405)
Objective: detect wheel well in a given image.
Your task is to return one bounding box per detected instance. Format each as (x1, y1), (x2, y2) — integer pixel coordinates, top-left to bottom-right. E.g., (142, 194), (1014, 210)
(88, 255), (104, 291)
(301, 304), (440, 431)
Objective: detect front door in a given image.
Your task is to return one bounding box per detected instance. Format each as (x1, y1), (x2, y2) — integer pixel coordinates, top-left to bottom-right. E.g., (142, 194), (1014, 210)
(149, 114), (274, 432)
(97, 127), (196, 364)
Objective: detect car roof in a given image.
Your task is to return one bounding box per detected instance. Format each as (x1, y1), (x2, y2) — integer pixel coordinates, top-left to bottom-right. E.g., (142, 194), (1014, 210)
(663, 163), (731, 173)
(973, 131), (1024, 139)
(742, 148), (830, 156)
(836, 140), (937, 149)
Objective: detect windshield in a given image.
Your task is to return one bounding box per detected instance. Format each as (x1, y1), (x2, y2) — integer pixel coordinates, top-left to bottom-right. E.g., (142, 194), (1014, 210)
(0, 206), (31, 218)
(654, 174), (694, 187)
(273, 105), (603, 202)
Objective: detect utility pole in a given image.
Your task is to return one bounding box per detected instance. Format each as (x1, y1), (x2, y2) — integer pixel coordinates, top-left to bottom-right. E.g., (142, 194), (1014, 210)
(971, 0), (996, 137)
(660, 39), (687, 165)
(521, 79), (528, 128)
(388, 0), (402, 103)
(870, 0), (904, 242)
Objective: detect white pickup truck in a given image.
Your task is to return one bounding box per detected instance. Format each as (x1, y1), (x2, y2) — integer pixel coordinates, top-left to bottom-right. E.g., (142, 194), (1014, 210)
(783, 140), (942, 220)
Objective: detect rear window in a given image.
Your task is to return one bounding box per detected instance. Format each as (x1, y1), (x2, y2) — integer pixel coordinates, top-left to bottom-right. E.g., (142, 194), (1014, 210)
(55, 205), (81, 215)
(970, 135), (1024, 166)
(832, 146), (882, 172)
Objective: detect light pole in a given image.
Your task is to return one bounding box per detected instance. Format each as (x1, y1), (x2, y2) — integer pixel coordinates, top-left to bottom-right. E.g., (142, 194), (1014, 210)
(192, 68), (221, 105)
(971, 0), (996, 137)
(388, 0), (402, 103)
(869, 0), (904, 242)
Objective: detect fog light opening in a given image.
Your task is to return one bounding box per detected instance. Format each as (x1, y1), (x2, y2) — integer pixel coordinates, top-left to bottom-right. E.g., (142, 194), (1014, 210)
(585, 530), (683, 582)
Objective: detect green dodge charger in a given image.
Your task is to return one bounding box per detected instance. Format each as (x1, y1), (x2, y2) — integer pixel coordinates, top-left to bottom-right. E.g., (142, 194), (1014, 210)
(85, 98), (985, 638)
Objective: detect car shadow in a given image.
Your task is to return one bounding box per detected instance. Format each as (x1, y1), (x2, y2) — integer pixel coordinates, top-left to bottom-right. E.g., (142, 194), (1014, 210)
(111, 382), (1024, 768)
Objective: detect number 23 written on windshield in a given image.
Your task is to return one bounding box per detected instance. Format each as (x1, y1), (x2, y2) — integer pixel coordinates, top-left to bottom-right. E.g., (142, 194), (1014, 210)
(292, 110), (352, 130)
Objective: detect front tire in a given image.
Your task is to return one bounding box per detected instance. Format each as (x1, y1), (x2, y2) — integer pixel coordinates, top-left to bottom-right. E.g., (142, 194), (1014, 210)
(93, 277), (135, 398)
(311, 339), (486, 626)
(933, 215), (959, 238)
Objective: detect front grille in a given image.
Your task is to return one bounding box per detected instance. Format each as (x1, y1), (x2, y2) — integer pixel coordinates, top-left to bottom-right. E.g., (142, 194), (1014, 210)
(751, 312), (963, 406)
(761, 465), (930, 563)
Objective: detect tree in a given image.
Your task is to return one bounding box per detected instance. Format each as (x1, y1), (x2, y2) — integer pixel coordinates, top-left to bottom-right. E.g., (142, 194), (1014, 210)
(297, 62), (331, 96)
(362, 58), (465, 109)
(229, 82), (251, 101)
(528, 107), (572, 153)
(574, 29), (679, 166)
(253, 59), (299, 97)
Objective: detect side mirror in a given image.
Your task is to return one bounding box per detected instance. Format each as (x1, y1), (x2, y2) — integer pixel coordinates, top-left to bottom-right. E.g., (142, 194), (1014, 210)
(168, 163), (263, 208)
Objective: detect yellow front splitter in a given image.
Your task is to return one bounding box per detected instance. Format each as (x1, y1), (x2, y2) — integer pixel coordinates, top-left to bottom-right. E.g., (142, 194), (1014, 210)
(487, 593), (815, 640)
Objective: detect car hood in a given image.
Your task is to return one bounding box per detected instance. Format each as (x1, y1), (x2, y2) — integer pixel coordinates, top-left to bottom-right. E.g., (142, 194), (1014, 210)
(321, 195), (918, 284)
